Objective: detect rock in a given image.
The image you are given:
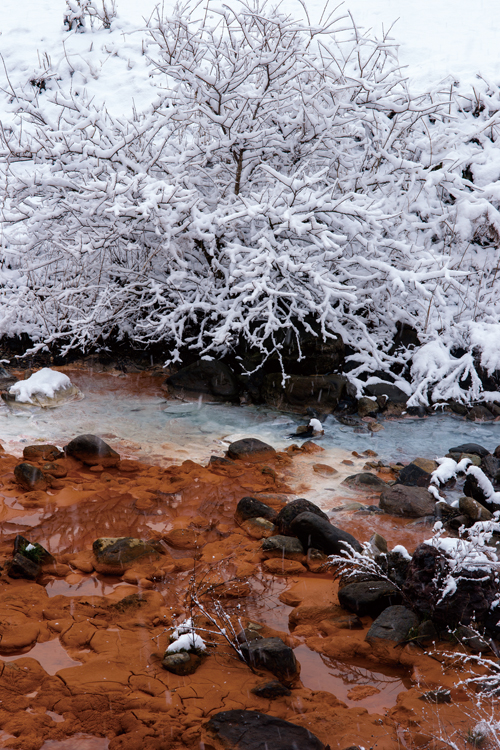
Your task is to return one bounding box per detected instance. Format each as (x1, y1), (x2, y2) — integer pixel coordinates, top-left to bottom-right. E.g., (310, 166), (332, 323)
(454, 625), (490, 653)
(467, 405), (495, 421)
(338, 581), (401, 617)
(162, 652), (201, 675)
(262, 559), (307, 576)
(368, 422), (384, 432)
(250, 681), (291, 699)
(207, 710), (325, 750)
(92, 537), (160, 571)
(412, 457), (439, 474)
(261, 535), (305, 561)
(379, 485), (436, 517)
(7, 553), (40, 580)
(320, 615), (363, 631)
(239, 637), (298, 684)
(306, 548), (329, 572)
(241, 517), (276, 539)
(481, 454), (500, 481)
(374, 550), (411, 589)
(13, 535), (53, 564)
(6, 368), (81, 407)
(402, 543), (498, 627)
(459, 496), (492, 522)
(312, 463), (338, 476)
(448, 443), (490, 458)
(235, 496), (277, 524)
(358, 397), (378, 417)
(342, 473), (387, 491)
(236, 628), (263, 645)
(64, 434), (120, 467)
(366, 605), (419, 645)
(369, 533), (388, 555)
(227, 439), (276, 463)
(396, 462), (433, 488)
(275, 498), (329, 536)
(419, 689), (451, 704)
(209, 455), (237, 468)
(263, 372), (347, 409)
(365, 383), (408, 404)
(462, 474), (495, 510)
(290, 512), (362, 555)
(414, 620), (438, 646)
(14, 463), (47, 491)
(163, 528), (198, 549)
(166, 359), (238, 399)
(41, 461), (67, 478)
(23, 444), (62, 461)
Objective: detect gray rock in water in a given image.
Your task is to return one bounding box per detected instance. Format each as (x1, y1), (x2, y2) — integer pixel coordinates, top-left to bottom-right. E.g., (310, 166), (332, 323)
(240, 637), (298, 684)
(379, 485), (436, 517)
(275, 498), (329, 536)
(342, 473), (387, 491)
(338, 581), (401, 618)
(358, 397), (378, 417)
(290, 512), (362, 555)
(65, 434), (120, 467)
(366, 605), (419, 645)
(92, 537), (159, 568)
(235, 496), (277, 524)
(207, 710), (325, 750)
(448, 443), (489, 458)
(14, 463), (47, 492)
(227, 438), (276, 463)
(261, 535), (305, 561)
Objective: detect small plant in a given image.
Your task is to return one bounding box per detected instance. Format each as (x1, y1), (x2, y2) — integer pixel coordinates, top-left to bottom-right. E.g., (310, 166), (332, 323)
(64, 0), (116, 32)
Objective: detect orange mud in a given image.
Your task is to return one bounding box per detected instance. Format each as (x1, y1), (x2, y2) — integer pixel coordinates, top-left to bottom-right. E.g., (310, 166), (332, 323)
(0, 374), (496, 750)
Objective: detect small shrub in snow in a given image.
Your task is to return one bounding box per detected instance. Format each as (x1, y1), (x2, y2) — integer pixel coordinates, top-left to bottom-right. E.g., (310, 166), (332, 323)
(64, 0), (116, 32)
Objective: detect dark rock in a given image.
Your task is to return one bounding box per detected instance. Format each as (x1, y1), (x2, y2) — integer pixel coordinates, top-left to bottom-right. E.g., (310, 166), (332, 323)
(14, 463), (47, 491)
(207, 710), (325, 750)
(290, 512), (362, 555)
(374, 550), (411, 589)
(365, 383), (408, 404)
(239, 637), (298, 684)
(261, 535), (305, 560)
(484, 605), (500, 639)
(379, 485), (436, 517)
(419, 689), (451, 704)
(338, 581), (402, 618)
(336, 415), (361, 427)
(396, 463), (432, 488)
(467, 405), (495, 421)
(448, 443), (489, 458)
(162, 652), (201, 675)
(414, 620), (438, 646)
(449, 400), (468, 416)
(454, 625), (490, 653)
(235, 497), (277, 525)
(462, 474), (495, 510)
(13, 535), (53, 564)
(209, 456), (236, 468)
(366, 605), (419, 645)
(23, 444), (62, 462)
(275, 498), (329, 536)
(263, 372), (347, 409)
(236, 629), (263, 645)
(250, 681), (291, 699)
(459, 496), (492, 522)
(326, 615), (363, 630)
(402, 543), (498, 627)
(494, 445), (500, 459)
(7, 553), (40, 580)
(481, 454), (500, 482)
(357, 397), (378, 417)
(64, 434), (120, 467)
(166, 360), (239, 400)
(92, 537), (159, 569)
(342, 473), (387, 491)
(227, 438), (276, 463)
(448, 514), (471, 530)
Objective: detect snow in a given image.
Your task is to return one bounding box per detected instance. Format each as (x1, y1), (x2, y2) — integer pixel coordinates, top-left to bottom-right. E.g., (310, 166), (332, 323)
(166, 632), (206, 653)
(9, 368), (76, 405)
(392, 545), (411, 560)
(308, 419), (323, 433)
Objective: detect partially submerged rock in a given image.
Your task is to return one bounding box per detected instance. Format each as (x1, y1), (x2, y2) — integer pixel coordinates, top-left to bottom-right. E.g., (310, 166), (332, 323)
(379, 484), (436, 517)
(162, 651), (202, 675)
(261, 535), (305, 561)
(275, 498), (329, 536)
(23, 444), (62, 462)
(338, 581), (402, 618)
(342, 473), (387, 491)
(166, 359), (239, 400)
(235, 496), (277, 524)
(65, 434), (120, 467)
(366, 605), (419, 645)
(227, 438), (276, 463)
(92, 537), (160, 573)
(239, 637), (298, 684)
(14, 463), (47, 491)
(5, 368), (81, 407)
(290, 512), (362, 556)
(207, 710), (325, 750)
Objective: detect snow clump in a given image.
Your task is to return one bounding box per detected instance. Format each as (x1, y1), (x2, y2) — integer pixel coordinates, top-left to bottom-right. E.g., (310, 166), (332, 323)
(8, 368), (82, 407)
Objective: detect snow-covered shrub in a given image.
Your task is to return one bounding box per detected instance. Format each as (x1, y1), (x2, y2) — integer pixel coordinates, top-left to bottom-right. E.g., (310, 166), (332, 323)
(1, 1), (500, 401)
(64, 0), (117, 31)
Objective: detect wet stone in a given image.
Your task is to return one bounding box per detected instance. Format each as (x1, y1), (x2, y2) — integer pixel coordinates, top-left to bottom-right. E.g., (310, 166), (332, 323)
(14, 535), (53, 564)
(459, 496), (492, 522)
(290, 511), (362, 556)
(261, 535), (305, 561)
(207, 710), (325, 750)
(396, 462), (432, 488)
(250, 681), (291, 699)
(357, 397), (378, 417)
(166, 359), (238, 399)
(14, 463), (47, 491)
(227, 438), (276, 463)
(419, 689), (451, 704)
(366, 605), (419, 645)
(379, 484), (436, 517)
(241, 517), (275, 539)
(240, 637), (298, 684)
(235, 496), (277, 524)
(481, 454), (500, 481)
(448, 443), (489, 458)
(342, 473), (387, 491)
(275, 498), (329, 536)
(161, 651), (201, 675)
(7, 553), (40, 580)
(64, 434), (120, 467)
(92, 537), (159, 568)
(23, 444), (62, 462)
(454, 625), (490, 653)
(41, 461), (67, 478)
(338, 581), (402, 618)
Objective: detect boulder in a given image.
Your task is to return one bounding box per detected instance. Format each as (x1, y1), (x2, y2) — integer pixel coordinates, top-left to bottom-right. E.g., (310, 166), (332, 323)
(7, 553), (40, 580)
(261, 535), (305, 561)
(462, 474), (497, 511)
(162, 652), (201, 675)
(379, 485), (436, 517)
(459, 496), (492, 522)
(235, 497), (277, 524)
(64, 434), (120, 467)
(92, 537), (160, 572)
(275, 498), (329, 536)
(338, 581), (402, 617)
(357, 397), (378, 417)
(207, 710), (325, 750)
(365, 383), (408, 405)
(396, 463), (433, 488)
(481, 454), (500, 482)
(23, 444), (62, 462)
(467, 405), (495, 421)
(241, 517), (275, 539)
(448, 443), (489, 458)
(366, 605), (419, 645)
(227, 438), (276, 463)
(290, 512), (362, 555)
(166, 360), (239, 400)
(374, 550), (411, 589)
(250, 681), (291, 699)
(263, 373), (347, 409)
(342, 473), (387, 491)
(14, 463), (47, 492)
(239, 637), (298, 684)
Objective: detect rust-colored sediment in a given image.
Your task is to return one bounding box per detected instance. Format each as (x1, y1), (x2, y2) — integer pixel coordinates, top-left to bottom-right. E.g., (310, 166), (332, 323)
(0, 382), (494, 749)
